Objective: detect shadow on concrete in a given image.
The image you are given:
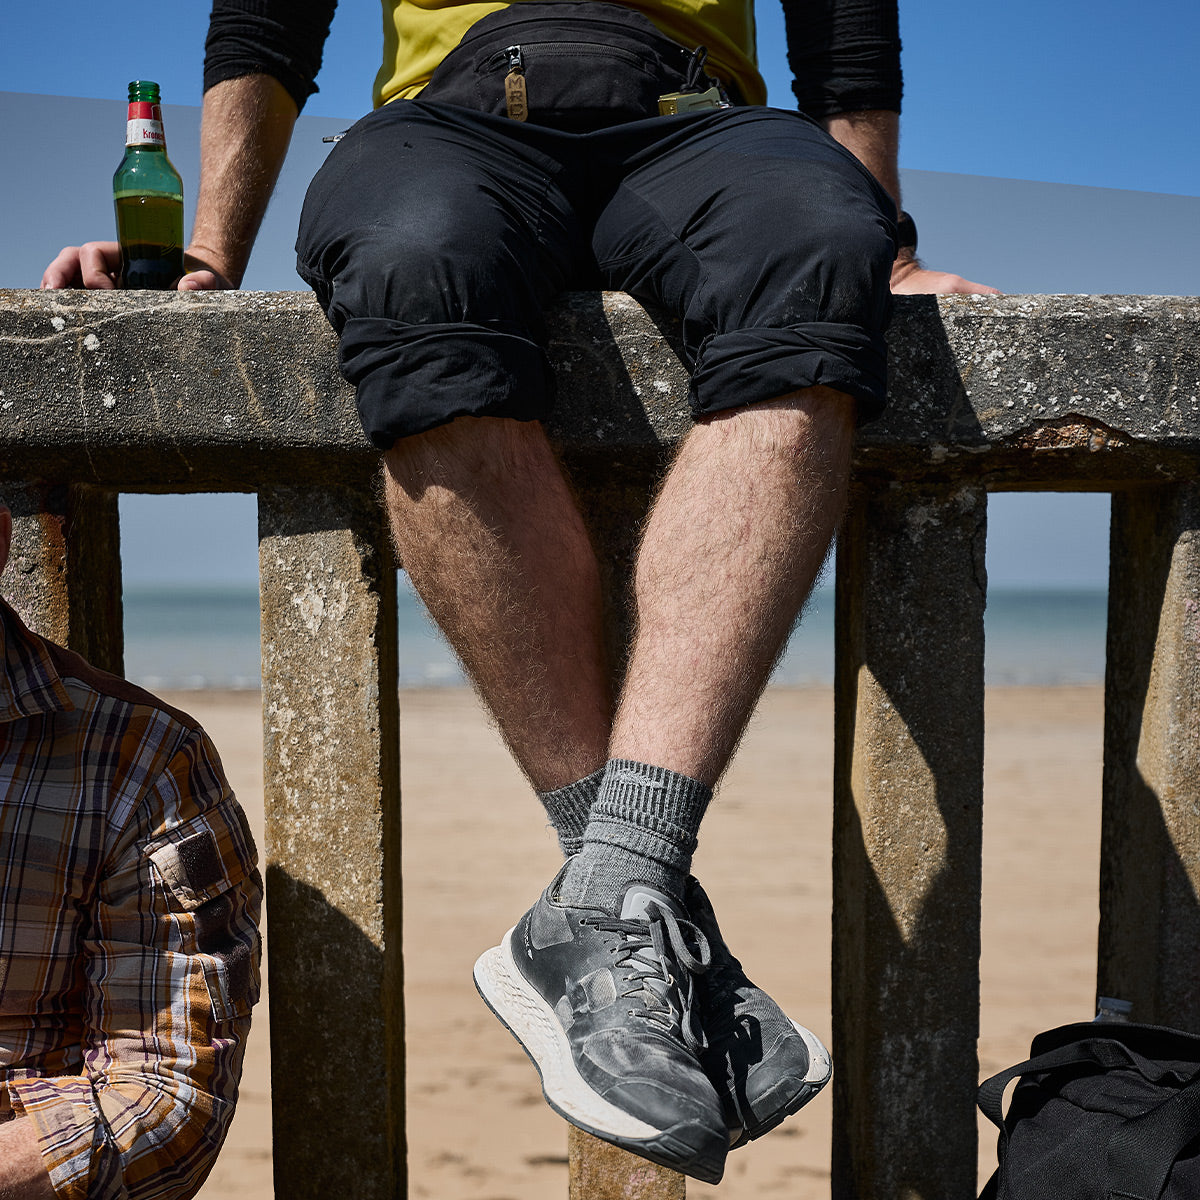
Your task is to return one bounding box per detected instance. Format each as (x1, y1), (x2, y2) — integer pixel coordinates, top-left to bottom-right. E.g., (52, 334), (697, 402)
(1099, 482), (1200, 1030)
(264, 867), (406, 1200)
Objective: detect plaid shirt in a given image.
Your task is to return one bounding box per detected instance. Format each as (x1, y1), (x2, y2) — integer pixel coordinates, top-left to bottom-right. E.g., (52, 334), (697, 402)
(0, 599), (262, 1200)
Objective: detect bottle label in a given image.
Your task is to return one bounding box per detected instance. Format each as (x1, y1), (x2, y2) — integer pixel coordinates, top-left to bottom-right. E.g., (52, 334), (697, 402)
(126, 101), (165, 147)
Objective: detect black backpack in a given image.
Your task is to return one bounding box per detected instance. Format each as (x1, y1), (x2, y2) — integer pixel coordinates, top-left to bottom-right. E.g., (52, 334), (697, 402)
(978, 1022), (1200, 1200)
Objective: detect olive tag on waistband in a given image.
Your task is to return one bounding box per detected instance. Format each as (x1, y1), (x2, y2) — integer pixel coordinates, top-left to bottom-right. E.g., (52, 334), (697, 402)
(657, 85), (727, 116)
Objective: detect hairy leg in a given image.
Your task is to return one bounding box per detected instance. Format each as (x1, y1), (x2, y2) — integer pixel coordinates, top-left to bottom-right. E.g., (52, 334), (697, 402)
(383, 416), (612, 790)
(609, 386), (855, 786)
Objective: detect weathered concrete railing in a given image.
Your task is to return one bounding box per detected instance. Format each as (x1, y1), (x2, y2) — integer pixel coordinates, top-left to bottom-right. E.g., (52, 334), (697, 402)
(2, 288), (1198, 1200)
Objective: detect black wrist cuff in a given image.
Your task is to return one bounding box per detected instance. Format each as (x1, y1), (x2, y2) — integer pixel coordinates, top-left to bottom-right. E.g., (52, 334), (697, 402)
(895, 210), (918, 252)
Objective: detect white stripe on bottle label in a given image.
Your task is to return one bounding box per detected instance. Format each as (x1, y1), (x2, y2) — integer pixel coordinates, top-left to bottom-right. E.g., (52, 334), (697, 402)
(126, 118), (165, 146)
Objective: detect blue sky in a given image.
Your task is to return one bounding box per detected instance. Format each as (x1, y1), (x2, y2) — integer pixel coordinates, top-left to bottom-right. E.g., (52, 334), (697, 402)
(3, 1), (1198, 587)
(5, 0), (1199, 194)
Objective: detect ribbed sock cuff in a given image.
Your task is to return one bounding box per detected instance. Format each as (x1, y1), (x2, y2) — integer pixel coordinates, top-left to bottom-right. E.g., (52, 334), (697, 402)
(559, 759), (713, 909)
(536, 767), (604, 857)
(589, 759), (712, 876)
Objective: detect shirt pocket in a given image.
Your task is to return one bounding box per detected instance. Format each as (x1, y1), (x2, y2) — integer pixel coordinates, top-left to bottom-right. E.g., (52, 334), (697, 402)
(147, 808), (262, 1023)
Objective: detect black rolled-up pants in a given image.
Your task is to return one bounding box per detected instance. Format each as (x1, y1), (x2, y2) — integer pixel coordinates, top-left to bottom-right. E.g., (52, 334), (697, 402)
(296, 98), (897, 450)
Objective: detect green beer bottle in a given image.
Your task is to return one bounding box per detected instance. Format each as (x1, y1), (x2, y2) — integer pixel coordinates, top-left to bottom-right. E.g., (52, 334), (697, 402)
(113, 81), (185, 289)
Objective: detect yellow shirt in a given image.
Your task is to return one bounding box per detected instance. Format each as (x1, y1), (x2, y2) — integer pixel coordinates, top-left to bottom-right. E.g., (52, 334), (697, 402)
(373, 0), (767, 108)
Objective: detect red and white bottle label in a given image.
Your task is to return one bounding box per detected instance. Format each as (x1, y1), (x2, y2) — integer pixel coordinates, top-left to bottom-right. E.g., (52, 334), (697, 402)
(126, 101), (165, 146)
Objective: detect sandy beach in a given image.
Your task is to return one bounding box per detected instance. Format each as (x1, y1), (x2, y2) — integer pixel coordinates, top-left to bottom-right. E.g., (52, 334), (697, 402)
(184, 683), (1105, 1199)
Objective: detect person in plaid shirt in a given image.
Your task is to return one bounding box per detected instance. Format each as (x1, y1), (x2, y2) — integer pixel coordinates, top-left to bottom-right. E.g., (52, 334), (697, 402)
(0, 504), (262, 1199)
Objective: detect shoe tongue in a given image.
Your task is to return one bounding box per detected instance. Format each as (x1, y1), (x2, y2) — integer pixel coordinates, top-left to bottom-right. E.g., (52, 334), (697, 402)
(620, 883), (679, 921)
(617, 884), (692, 1030)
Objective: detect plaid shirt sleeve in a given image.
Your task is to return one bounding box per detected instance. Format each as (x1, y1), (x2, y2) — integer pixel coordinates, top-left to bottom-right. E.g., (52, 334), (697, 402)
(7, 715), (262, 1200)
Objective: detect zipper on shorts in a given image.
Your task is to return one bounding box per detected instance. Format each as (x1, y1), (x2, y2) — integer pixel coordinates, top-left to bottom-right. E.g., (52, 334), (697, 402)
(503, 45), (528, 120)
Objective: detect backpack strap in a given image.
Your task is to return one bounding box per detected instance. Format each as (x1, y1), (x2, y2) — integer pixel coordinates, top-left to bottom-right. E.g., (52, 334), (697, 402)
(1106, 1074), (1200, 1200)
(978, 1040), (1135, 1130)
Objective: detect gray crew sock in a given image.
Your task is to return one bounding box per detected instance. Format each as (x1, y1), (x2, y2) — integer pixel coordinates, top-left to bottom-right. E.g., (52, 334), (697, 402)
(557, 758), (713, 913)
(536, 767), (604, 857)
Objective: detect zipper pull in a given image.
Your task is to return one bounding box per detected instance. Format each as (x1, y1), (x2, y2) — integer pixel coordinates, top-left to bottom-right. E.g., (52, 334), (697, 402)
(504, 44), (528, 121)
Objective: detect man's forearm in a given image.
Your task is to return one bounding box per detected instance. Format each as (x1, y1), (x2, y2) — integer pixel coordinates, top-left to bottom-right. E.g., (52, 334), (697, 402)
(186, 74), (299, 288)
(0, 1120), (56, 1199)
(823, 109), (901, 211)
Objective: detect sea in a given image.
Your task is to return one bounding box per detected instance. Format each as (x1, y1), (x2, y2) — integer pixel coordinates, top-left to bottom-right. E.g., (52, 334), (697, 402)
(122, 578), (1109, 692)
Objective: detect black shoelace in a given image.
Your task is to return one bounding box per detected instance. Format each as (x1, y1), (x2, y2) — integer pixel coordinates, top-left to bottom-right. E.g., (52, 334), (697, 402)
(582, 904), (712, 1053)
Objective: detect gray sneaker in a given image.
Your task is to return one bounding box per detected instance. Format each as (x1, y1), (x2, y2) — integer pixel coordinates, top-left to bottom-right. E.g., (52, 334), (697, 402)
(686, 876), (832, 1147)
(473, 866), (729, 1183)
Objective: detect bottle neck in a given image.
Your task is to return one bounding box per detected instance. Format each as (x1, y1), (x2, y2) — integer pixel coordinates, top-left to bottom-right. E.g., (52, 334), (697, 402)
(126, 100), (167, 150)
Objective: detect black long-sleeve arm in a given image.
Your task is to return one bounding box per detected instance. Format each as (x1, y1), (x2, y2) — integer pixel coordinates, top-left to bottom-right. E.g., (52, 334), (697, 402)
(203, 0), (901, 119)
(784, 0), (902, 119)
(203, 0), (338, 113)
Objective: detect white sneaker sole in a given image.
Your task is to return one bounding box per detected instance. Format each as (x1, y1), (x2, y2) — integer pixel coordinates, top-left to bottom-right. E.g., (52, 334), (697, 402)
(473, 925), (659, 1141)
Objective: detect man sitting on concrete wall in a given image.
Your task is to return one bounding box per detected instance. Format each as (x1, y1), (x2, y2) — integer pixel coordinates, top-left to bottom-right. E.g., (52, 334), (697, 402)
(0, 503), (262, 1199)
(42, 0), (994, 1183)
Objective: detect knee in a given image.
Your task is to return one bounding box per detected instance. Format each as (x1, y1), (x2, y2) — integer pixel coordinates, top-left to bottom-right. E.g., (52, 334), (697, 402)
(333, 217), (519, 324)
(808, 203), (894, 297)
(720, 183), (894, 328)
(703, 387), (856, 463)
(811, 205), (894, 276)
(786, 211), (893, 324)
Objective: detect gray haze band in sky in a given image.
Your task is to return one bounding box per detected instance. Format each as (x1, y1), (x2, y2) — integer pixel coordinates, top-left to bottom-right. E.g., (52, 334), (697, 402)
(2, 93), (1199, 297)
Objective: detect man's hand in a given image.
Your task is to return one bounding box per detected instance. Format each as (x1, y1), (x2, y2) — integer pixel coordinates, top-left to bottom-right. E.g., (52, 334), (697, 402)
(40, 243), (234, 291)
(890, 255), (1001, 296)
(41, 242), (121, 290)
(178, 246), (236, 291)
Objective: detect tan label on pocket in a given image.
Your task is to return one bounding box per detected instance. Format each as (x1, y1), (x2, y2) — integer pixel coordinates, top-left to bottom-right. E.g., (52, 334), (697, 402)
(505, 71), (528, 121)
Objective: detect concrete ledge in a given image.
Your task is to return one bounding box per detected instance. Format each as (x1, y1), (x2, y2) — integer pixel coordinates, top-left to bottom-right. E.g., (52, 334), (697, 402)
(874, 294), (1200, 485)
(1, 289), (1197, 488)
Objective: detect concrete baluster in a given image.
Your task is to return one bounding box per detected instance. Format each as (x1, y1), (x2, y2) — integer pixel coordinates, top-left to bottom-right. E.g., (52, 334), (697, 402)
(1099, 483), (1200, 1031)
(257, 484), (405, 1199)
(832, 481), (987, 1200)
(568, 1129), (686, 1199)
(2, 482), (123, 673)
